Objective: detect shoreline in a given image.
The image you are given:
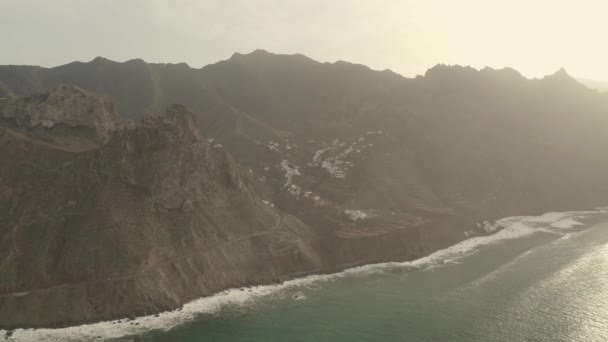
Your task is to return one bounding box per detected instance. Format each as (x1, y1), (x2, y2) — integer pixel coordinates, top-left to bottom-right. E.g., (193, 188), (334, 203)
(2, 208), (607, 342)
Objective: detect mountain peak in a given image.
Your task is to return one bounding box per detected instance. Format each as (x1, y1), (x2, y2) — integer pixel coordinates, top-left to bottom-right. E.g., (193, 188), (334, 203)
(250, 48), (272, 55)
(125, 58), (146, 64)
(230, 49), (273, 60)
(424, 64), (478, 77)
(545, 67), (576, 81)
(541, 67), (587, 90)
(226, 49), (319, 66)
(90, 56), (112, 64)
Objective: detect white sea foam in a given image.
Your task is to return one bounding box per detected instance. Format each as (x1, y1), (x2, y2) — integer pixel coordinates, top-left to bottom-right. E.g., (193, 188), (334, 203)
(550, 218), (583, 229)
(2, 208), (606, 342)
(344, 209), (368, 221)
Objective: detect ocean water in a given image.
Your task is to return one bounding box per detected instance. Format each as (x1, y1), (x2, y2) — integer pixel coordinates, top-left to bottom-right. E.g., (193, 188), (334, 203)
(5, 209), (608, 342)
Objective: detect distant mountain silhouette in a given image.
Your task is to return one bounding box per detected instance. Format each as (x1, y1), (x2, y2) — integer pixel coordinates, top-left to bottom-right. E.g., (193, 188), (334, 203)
(578, 77), (608, 92)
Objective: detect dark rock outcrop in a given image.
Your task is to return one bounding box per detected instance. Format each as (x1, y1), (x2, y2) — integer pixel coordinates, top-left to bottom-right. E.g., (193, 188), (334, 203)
(0, 87), (321, 328)
(1, 85), (120, 143)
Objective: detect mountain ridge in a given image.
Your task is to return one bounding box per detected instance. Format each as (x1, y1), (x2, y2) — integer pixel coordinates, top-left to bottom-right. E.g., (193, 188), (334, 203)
(0, 50), (592, 87)
(1, 52), (608, 328)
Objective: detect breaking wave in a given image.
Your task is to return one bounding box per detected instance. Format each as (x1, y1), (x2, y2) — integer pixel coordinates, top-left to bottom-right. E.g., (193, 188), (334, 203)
(2, 208), (606, 342)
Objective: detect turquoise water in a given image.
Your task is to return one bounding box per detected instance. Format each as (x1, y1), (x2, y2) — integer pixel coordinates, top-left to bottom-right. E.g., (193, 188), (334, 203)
(137, 217), (608, 342)
(6, 212), (608, 341)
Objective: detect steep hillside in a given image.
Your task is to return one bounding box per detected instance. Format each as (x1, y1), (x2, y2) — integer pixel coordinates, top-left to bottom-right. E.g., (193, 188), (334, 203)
(1, 52), (608, 327)
(0, 86), (321, 328)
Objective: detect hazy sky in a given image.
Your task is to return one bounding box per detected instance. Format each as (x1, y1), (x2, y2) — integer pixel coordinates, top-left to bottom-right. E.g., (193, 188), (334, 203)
(1, 0), (607, 80)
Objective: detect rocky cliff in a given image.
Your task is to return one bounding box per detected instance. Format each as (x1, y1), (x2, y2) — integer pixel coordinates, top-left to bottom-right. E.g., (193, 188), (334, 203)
(1, 51), (608, 328)
(0, 86), (323, 328)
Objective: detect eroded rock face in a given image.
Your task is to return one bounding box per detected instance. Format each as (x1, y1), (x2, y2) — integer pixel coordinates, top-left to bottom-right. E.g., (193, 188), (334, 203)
(1, 85), (120, 143)
(0, 89), (321, 328)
